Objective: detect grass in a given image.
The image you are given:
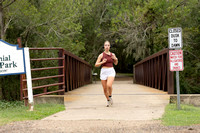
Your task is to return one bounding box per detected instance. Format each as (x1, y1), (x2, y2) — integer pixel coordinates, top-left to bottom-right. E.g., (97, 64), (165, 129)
(92, 73), (134, 81)
(161, 104), (200, 126)
(0, 100), (65, 126)
(116, 73), (133, 76)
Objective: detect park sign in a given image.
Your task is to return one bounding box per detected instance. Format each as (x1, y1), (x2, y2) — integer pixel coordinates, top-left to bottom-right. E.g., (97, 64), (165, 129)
(168, 27), (182, 49)
(0, 40), (26, 75)
(0, 39), (34, 111)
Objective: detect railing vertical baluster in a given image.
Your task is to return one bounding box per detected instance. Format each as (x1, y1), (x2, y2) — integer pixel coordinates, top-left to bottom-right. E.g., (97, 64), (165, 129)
(73, 59), (75, 89)
(155, 57), (158, 89)
(134, 48), (174, 94)
(150, 59), (154, 87)
(70, 57), (73, 91)
(62, 49), (65, 93)
(167, 51), (174, 94)
(145, 63), (146, 86)
(148, 60), (150, 87)
(66, 55), (69, 92)
(58, 49), (63, 94)
(152, 59), (155, 88)
(76, 60), (78, 88)
(158, 55), (162, 90)
(163, 54), (167, 91)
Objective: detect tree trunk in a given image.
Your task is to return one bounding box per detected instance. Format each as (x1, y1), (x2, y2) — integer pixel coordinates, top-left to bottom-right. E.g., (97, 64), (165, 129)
(0, 3), (3, 99)
(0, 2), (5, 40)
(0, 77), (2, 100)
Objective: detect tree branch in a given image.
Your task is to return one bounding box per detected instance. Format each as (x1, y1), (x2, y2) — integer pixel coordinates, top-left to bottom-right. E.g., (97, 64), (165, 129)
(184, 50), (200, 61)
(3, 0), (16, 9)
(174, 0), (187, 11)
(99, 2), (108, 25)
(4, 16), (12, 33)
(0, 0), (6, 4)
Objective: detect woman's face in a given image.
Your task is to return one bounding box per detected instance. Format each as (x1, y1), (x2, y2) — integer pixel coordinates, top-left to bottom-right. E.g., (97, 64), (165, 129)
(104, 42), (110, 51)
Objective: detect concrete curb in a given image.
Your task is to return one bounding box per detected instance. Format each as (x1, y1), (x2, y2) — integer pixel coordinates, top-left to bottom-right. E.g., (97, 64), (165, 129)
(34, 95), (64, 104)
(170, 94), (200, 107)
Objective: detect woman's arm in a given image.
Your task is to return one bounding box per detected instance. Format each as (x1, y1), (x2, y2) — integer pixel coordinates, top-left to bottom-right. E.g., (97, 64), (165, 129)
(112, 53), (118, 65)
(95, 53), (107, 67)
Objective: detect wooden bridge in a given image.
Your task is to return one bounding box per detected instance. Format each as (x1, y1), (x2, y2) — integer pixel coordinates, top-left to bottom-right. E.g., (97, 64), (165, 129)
(18, 37), (174, 105)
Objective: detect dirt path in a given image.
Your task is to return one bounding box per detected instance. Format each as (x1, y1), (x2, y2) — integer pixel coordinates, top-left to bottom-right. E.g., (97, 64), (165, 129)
(0, 120), (199, 133)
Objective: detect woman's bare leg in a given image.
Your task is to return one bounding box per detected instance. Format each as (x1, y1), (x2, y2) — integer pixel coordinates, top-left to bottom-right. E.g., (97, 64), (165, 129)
(101, 80), (109, 100)
(107, 77), (115, 96)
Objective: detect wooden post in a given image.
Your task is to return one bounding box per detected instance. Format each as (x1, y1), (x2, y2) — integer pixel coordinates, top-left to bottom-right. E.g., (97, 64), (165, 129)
(22, 74), (28, 106)
(17, 38), (26, 101)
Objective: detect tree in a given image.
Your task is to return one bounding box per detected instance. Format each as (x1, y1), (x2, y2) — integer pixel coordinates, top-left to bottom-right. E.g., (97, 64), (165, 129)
(0, 0), (17, 100)
(0, 0), (91, 100)
(0, 0), (16, 40)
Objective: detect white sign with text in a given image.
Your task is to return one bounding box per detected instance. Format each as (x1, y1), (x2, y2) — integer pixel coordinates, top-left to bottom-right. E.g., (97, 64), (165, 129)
(0, 40), (26, 75)
(168, 27), (182, 49)
(0, 40), (34, 111)
(169, 50), (184, 71)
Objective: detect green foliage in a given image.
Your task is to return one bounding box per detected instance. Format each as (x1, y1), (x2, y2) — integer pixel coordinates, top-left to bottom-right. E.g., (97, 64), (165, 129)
(0, 75), (20, 101)
(0, 100), (65, 126)
(6, 0), (85, 53)
(1, 0), (89, 100)
(161, 104), (200, 126)
(107, 0), (200, 93)
(0, 0), (200, 101)
(0, 100), (23, 109)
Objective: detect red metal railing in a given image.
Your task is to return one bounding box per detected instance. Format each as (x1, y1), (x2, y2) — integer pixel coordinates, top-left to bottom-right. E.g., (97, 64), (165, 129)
(19, 45), (92, 105)
(64, 50), (92, 92)
(20, 48), (65, 105)
(134, 48), (174, 94)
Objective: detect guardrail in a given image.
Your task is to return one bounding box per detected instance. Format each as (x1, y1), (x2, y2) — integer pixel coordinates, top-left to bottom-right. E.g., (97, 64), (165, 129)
(64, 50), (92, 92)
(134, 48), (174, 94)
(19, 43), (91, 105)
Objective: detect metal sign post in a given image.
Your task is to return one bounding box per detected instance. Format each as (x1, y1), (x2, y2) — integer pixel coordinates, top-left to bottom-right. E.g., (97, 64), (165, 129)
(176, 71), (181, 109)
(168, 27), (184, 110)
(169, 49), (183, 110)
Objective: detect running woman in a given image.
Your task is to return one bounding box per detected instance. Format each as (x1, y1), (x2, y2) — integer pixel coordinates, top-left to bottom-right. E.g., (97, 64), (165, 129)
(95, 40), (118, 107)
